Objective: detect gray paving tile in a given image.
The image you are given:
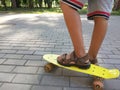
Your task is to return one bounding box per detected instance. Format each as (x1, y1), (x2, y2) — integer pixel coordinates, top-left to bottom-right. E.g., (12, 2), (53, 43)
(0, 83), (3, 86)
(12, 66), (39, 74)
(0, 46), (13, 50)
(12, 46), (29, 50)
(96, 58), (104, 63)
(0, 50), (17, 54)
(40, 44), (55, 48)
(0, 59), (6, 64)
(37, 67), (62, 75)
(12, 74), (41, 84)
(11, 43), (25, 47)
(3, 59), (26, 65)
(16, 50), (34, 55)
(31, 86), (62, 90)
(40, 76), (69, 87)
(25, 44), (40, 47)
(63, 87), (92, 90)
(25, 60), (46, 66)
(97, 54), (109, 59)
(63, 69), (88, 77)
(0, 54), (5, 58)
(103, 59), (120, 64)
(23, 55), (42, 60)
(104, 79), (120, 90)
(112, 50), (120, 55)
(99, 50), (113, 54)
(70, 77), (92, 88)
(34, 51), (52, 55)
(0, 65), (15, 72)
(0, 73), (15, 82)
(108, 55), (120, 59)
(29, 47), (44, 51)
(0, 83), (31, 90)
(115, 65), (120, 70)
(3, 54), (23, 59)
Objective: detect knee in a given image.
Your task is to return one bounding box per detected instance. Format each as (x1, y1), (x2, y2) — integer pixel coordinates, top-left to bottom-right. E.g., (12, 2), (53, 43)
(93, 17), (108, 23)
(94, 17), (107, 21)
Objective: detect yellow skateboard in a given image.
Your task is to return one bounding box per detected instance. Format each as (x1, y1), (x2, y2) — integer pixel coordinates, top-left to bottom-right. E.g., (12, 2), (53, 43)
(43, 54), (120, 79)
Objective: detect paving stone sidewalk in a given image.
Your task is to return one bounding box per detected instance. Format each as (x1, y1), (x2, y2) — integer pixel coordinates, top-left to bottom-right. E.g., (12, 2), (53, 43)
(0, 13), (120, 90)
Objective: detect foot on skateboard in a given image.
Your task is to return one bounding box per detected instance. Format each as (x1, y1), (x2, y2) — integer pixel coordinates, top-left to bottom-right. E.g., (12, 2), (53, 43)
(43, 54), (120, 79)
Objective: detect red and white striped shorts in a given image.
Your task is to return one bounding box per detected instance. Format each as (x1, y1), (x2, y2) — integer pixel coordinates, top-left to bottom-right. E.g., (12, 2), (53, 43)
(61, 0), (114, 20)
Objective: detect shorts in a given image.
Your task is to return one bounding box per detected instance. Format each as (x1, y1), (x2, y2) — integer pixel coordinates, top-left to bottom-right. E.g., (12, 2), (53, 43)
(61, 0), (114, 20)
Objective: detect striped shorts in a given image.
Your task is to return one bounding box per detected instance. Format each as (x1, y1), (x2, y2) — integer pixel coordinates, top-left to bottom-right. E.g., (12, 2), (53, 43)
(61, 0), (114, 20)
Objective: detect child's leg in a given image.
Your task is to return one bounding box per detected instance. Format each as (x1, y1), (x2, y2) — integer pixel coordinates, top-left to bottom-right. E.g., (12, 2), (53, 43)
(60, 2), (85, 57)
(87, 0), (114, 61)
(88, 18), (107, 89)
(87, 0), (114, 89)
(57, 1), (90, 69)
(87, 18), (107, 88)
(88, 17), (108, 61)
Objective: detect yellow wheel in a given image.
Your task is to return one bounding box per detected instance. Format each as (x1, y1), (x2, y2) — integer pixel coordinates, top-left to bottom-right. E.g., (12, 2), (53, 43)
(44, 63), (55, 72)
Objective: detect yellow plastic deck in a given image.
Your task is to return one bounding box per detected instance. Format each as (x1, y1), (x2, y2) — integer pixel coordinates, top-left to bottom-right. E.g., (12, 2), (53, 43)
(43, 54), (120, 79)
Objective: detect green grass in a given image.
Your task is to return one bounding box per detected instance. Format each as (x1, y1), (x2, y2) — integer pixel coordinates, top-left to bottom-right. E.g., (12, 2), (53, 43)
(111, 10), (120, 15)
(0, 7), (87, 14)
(0, 7), (120, 15)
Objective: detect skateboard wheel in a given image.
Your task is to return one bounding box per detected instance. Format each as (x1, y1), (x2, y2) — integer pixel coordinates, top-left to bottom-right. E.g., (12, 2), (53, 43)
(44, 63), (55, 72)
(96, 85), (101, 88)
(93, 82), (103, 90)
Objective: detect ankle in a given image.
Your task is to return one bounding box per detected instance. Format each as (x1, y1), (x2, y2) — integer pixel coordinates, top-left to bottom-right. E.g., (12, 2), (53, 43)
(74, 51), (86, 58)
(89, 58), (98, 64)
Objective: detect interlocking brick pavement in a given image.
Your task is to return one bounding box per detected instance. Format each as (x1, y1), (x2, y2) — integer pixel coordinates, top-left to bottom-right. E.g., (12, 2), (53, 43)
(0, 13), (120, 90)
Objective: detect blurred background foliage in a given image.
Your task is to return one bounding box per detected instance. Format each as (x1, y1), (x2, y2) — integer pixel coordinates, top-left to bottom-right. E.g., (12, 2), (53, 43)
(0, 0), (120, 15)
